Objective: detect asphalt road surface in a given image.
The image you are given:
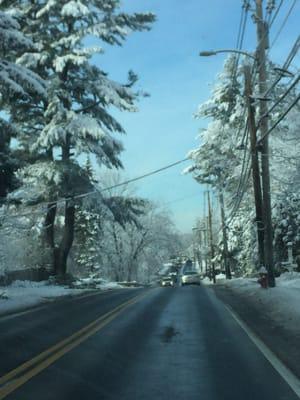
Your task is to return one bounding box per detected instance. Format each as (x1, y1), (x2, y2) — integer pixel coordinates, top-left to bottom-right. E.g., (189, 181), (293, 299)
(0, 285), (299, 400)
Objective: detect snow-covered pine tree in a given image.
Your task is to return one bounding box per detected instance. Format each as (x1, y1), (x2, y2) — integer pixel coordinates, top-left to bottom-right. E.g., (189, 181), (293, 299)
(5, 1), (155, 276)
(187, 54), (300, 274)
(0, 10), (46, 200)
(185, 56), (256, 274)
(271, 106), (300, 264)
(187, 56), (245, 193)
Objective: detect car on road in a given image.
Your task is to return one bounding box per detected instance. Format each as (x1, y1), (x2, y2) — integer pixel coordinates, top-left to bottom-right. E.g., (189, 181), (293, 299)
(161, 277), (174, 287)
(181, 271), (200, 286)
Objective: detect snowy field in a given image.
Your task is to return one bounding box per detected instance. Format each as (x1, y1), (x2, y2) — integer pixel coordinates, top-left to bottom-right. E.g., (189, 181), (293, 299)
(207, 272), (300, 335)
(0, 279), (125, 317)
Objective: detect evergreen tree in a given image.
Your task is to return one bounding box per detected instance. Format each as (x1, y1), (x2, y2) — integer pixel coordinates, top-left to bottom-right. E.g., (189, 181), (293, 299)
(0, 10), (46, 200)
(5, 1), (155, 276)
(187, 55), (300, 274)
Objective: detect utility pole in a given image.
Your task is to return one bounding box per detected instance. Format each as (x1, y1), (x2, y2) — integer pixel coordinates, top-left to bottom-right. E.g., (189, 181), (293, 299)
(200, 230), (203, 272)
(196, 228), (203, 272)
(205, 218), (209, 276)
(255, 0), (275, 286)
(218, 188), (231, 279)
(244, 64), (265, 269)
(207, 191), (216, 284)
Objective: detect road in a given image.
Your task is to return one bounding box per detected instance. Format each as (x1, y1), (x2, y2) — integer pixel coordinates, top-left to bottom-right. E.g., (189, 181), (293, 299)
(0, 285), (299, 400)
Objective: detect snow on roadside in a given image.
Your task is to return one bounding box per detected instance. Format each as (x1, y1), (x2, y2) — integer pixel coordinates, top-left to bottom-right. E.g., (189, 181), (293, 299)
(73, 277), (128, 290)
(98, 281), (125, 290)
(0, 278), (125, 316)
(218, 272), (300, 335)
(0, 280), (89, 316)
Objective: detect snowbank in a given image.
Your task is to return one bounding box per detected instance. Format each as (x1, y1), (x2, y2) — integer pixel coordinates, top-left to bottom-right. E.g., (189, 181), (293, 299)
(0, 280), (90, 316)
(218, 272), (300, 335)
(73, 277), (127, 290)
(0, 277), (133, 316)
(201, 273), (227, 285)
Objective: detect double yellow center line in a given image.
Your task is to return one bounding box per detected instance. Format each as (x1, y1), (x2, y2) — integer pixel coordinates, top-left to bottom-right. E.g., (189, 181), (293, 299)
(0, 291), (150, 399)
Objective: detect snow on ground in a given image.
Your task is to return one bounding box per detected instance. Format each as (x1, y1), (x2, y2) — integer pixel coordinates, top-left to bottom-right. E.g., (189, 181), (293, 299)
(215, 272), (300, 335)
(0, 279), (125, 316)
(0, 280), (90, 316)
(73, 277), (125, 290)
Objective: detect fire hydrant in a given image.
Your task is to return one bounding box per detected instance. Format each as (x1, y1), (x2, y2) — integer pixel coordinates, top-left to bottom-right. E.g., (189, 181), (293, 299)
(257, 266), (268, 289)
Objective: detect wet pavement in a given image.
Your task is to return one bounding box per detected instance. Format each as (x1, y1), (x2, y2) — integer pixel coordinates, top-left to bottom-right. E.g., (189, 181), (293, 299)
(0, 285), (298, 399)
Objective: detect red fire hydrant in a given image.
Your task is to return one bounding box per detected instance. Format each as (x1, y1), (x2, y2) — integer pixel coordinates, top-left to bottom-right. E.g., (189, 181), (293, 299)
(257, 266), (268, 289)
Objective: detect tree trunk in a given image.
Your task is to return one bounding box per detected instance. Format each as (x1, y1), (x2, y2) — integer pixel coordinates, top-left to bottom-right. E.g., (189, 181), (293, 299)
(55, 202), (75, 276)
(218, 189), (231, 279)
(44, 202), (57, 273)
(45, 202), (57, 248)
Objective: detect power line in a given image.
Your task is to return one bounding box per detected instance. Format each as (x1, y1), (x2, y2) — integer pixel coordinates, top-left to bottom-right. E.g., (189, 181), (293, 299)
(224, 148), (252, 226)
(269, 0), (284, 27)
(162, 192), (201, 206)
(257, 92), (300, 144)
(239, 2), (250, 51)
(100, 158), (189, 192)
(257, 72), (300, 129)
(231, 1), (250, 83)
(2, 157), (190, 220)
(235, 3), (246, 50)
(270, 0), (298, 49)
(264, 35), (300, 98)
(232, 124), (250, 198)
(226, 165), (252, 226)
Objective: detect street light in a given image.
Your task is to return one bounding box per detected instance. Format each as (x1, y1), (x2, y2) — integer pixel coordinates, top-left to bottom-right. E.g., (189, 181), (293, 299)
(199, 49), (256, 60)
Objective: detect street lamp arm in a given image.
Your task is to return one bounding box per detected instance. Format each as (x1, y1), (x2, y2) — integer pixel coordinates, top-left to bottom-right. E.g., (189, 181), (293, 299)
(199, 49), (256, 60)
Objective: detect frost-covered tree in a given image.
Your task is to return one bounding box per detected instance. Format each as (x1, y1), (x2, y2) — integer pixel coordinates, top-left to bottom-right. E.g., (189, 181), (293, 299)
(187, 55), (300, 274)
(100, 201), (183, 283)
(0, 11), (45, 101)
(270, 107), (300, 263)
(5, 1), (155, 276)
(0, 10), (46, 200)
(186, 57), (254, 274)
(74, 205), (103, 272)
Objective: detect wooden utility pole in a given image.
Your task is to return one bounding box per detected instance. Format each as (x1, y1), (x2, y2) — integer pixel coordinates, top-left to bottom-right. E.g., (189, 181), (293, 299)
(244, 64), (265, 268)
(199, 230), (203, 272)
(207, 191), (216, 283)
(218, 188), (231, 279)
(195, 228), (203, 272)
(255, 0), (275, 286)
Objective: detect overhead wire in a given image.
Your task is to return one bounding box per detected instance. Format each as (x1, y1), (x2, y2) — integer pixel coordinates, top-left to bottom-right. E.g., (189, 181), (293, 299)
(263, 35), (300, 100)
(231, 1), (250, 83)
(270, 0), (298, 49)
(220, 0), (253, 228)
(257, 72), (300, 130)
(257, 92), (300, 144)
(228, 148), (252, 220)
(226, 163), (252, 227)
(215, 0), (297, 232)
(2, 157), (190, 221)
(269, 0), (284, 27)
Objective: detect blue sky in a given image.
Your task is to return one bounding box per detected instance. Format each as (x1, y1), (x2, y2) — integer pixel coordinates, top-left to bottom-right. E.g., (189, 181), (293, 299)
(93, 0), (300, 233)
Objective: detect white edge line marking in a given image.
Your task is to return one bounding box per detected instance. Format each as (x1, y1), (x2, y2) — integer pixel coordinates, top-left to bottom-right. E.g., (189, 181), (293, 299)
(225, 304), (300, 399)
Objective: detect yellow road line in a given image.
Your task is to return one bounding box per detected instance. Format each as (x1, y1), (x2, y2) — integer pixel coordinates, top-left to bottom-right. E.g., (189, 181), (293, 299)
(0, 295), (136, 385)
(0, 291), (150, 399)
